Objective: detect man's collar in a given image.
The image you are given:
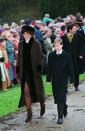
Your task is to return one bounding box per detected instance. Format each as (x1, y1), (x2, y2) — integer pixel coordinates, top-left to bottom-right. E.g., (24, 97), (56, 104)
(56, 49), (63, 55)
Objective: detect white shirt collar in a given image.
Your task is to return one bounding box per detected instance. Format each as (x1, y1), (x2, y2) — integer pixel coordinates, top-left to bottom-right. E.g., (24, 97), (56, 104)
(56, 49), (63, 55)
(25, 37), (31, 43)
(25, 39), (30, 43)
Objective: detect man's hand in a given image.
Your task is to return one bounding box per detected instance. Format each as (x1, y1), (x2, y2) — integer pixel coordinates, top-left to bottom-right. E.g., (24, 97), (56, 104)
(79, 56), (83, 59)
(70, 83), (74, 87)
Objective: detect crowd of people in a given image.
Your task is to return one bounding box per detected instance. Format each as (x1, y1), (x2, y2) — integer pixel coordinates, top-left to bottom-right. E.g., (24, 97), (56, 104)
(0, 12), (85, 124)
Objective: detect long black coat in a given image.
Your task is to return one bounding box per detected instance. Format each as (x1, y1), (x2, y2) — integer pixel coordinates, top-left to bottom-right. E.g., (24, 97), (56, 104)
(47, 50), (74, 104)
(61, 34), (85, 74)
(16, 37), (45, 107)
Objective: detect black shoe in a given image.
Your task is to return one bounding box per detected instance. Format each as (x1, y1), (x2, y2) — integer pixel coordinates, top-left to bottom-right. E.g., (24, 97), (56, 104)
(57, 118), (63, 124)
(64, 104), (68, 118)
(75, 87), (79, 91)
(25, 115), (32, 122)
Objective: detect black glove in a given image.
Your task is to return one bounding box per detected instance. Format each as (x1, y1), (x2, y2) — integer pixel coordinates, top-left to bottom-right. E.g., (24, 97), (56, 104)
(0, 57), (4, 62)
(16, 66), (19, 73)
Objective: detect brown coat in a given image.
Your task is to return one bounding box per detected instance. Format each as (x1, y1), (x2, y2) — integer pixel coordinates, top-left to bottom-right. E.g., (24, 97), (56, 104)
(17, 37), (45, 107)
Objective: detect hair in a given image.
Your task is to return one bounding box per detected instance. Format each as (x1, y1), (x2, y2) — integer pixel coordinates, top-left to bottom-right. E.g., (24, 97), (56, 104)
(54, 38), (63, 45)
(67, 22), (75, 32)
(61, 25), (66, 31)
(21, 25), (35, 35)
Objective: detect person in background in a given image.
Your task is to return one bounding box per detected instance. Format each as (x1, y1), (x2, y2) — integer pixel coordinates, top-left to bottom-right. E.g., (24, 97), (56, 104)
(43, 28), (53, 62)
(10, 29), (20, 85)
(47, 38), (74, 124)
(0, 37), (10, 90)
(61, 23), (85, 91)
(5, 32), (14, 86)
(16, 25), (45, 122)
(42, 13), (53, 24)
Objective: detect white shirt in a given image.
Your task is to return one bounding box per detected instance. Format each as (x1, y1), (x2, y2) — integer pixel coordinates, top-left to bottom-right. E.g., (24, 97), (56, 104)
(25, 39), (30, 43)
(25, 37), (31, 43)
(56, 49), (63, 55)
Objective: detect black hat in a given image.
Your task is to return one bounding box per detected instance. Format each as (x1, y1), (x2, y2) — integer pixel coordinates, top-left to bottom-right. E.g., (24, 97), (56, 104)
(76, 18), (83, 27)
(21, 25), (35, 35)
(23, 19), (32, 25)
(76, 18), (83, 24)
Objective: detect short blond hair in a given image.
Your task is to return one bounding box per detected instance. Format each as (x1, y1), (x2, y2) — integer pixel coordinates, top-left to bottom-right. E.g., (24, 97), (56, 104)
(54, 38), (63, 45)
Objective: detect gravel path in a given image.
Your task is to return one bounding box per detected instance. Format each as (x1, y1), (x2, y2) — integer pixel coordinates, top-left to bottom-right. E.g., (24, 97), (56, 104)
(0, 82), (85, 131)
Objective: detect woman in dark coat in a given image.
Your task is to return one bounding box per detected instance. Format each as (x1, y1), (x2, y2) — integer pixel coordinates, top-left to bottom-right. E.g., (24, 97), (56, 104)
(47, 38), (74, 124)
(16, 25), (45, 122)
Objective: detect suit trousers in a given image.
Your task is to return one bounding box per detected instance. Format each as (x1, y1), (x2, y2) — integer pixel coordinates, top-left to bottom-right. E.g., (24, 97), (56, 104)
(57, 104), (64, 119)
(74, 74), (79, 88)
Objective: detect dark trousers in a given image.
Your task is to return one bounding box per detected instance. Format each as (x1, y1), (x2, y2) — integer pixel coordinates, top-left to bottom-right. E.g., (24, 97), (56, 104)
(57, 104), (64, 119)
(74, 74), (79, 88)
(57, 103), (68, 119)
